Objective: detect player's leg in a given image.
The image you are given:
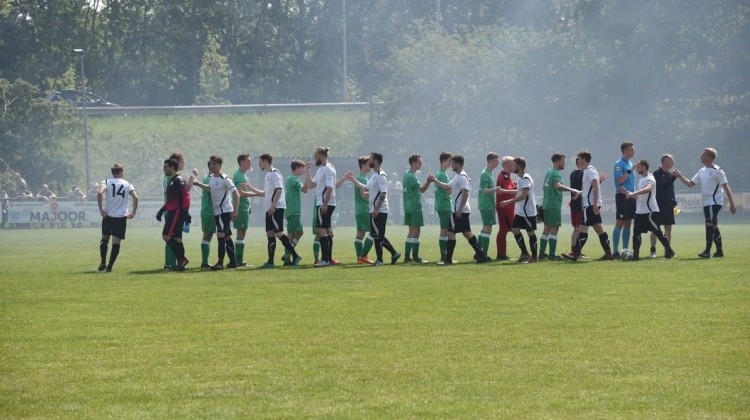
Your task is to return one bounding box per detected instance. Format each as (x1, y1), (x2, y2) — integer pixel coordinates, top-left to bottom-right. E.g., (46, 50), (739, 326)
(647, 213), (674, 258)
(593, 216), (613, 259)
(460, 214), (489, 262)
(444, 214), (458, 265)
(438, 210), (450, 263)
(411, 217), (425, 262)
(106, 218), (126, 271)
(495, 210), (512, 260)
(99, 218), (111, 271)
(699, 206), (716, 258)
(378, 214), (400, 264)
(403, 212), (413, 262)
(201, 214), (216, 269)
(710, 205), (723, 257)
(539, 224), (551, 259)
(511, 217), (529, 260)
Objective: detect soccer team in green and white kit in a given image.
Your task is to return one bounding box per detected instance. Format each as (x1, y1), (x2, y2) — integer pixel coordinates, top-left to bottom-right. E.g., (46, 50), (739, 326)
(95, 144), (737, 271)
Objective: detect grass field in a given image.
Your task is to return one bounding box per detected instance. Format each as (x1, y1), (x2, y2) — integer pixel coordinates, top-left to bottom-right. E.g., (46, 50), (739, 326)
(1, 224), (748, 418)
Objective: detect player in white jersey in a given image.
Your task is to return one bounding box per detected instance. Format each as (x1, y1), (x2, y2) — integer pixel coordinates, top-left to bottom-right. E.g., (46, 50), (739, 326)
(430, 155), (491, 264)
(346, 152), (402, 265)
(96, 163), (138, 272)
(674, 147), (736, 258)
(625, 160), (675, 260)
(257, 153), (302, 268)
(193, 155), (240, 269)
(498, 157), (538, 263)
(563, 151), (613, 261)
(305, 147), (337, 267)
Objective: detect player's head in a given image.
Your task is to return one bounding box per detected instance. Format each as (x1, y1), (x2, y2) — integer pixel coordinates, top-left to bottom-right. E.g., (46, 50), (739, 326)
(111, 163), (124, 176)
(577, 151), (592, 166)
(357, 156), (371, 173)
(169, 152), (185, 170)
(208, 155), (223, 173)
(163, 158), (179, 176)
(237, 154), (251, 171)
(513, 157), (526, 174)
(551, 153), (565, 170)
(636, 159), (649, 175)
(291, 159), (306, 175)
(450, 155), (464, 171)
(439, 152), (453, 164)
(486, 152), (499, 169)
(660, 154), (674, 170)
(620, 141), (635, 159)
(369, 152), (383, 169)
(408, 154), (422, 170)
(501, 156), (515, 172)
(259, 153), (273, 171)
(314, 147), (330, 166)
(701, 147), (717, 165)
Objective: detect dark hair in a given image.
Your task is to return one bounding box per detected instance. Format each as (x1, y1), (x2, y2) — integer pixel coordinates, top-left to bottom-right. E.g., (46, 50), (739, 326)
(237, 154), (250, 165)
(408, 154), (421, 165)
(551, 153), (565, 163)
(370, 152), (383, 165)
(513, 157), (527, 170)
(291, 159), (305, 171)
(451, 155), (465, 166)
(209, 155), (223, 165)
(577, 151), (592, 163)
(169, 152), (184, 162)
(259, 153), (272, 164)
(486, 152), (499, 162)
(357, 156), (370, 168)
(164, 159), (179, 170)
(638, 159), (649, 170)
(620, 141), (634, 153)
(439, 152), (453, 163)
(315, 147), (330, 158)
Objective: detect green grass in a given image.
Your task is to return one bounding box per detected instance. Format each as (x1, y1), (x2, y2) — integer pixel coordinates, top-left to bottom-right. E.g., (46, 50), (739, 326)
(1, 224), (749, 418)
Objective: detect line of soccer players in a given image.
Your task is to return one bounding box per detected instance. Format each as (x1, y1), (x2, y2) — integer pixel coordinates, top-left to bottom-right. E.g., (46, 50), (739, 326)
(95, 145), (737, 271)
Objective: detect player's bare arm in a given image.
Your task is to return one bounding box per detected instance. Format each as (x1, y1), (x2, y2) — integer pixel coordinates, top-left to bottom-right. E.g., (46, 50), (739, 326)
(723, 183), (737, 214)
(128, 191), (139, 219)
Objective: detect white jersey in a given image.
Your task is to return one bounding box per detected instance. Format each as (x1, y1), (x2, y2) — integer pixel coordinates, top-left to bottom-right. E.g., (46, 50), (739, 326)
(635, 173), (659, 214)
(691, 165), (728, 206)
(515, 173), (537, 217)
(448, 170), (471, 213)
(313, 163), (337, 207)
(366, 169), (389, 213)
(263, 167), (286, 210)
(582, 165), (602, 208)
(208, 173), (236, 215)
(102, 177), (135, 217)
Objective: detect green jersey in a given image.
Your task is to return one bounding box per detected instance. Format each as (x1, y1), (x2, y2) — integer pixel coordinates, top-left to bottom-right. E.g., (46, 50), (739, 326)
(402, 171), (422, 213)
(233, 168), (250, 211)
(478, 168), (495, 210)
(434, 169), (451, 211)
(355, 173), (369, 215)
(542, 167), (563, 209)
(200, 174), (213, 217)
(285, 175), (303, 216)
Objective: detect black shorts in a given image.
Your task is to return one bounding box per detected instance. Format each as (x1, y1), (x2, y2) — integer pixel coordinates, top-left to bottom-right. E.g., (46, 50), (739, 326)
(265, 208), (285, 233)
(583, 206), (603, 227)
(214, 212), (233, 236)
(449, 212), (472, 233)
(102, 216), (127, 239)
(634, 212), (662, 235)
(703, 205), (722, 225)
(656, 201), (676, 225)
(370, 212), (389, 240)
(162, 210), (184, 238)
(316, 205), (336, 229)
(615, 193), (636, 220)
(513, 214), (537, 231)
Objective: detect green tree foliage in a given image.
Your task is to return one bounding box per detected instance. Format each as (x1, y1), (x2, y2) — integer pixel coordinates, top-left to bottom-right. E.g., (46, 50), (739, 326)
(196, 33), (231, 105)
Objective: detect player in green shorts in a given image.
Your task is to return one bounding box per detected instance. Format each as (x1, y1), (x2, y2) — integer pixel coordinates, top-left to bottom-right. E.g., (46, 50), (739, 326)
(540, 153), (580, 260)
(283, 160), (308, 265)
(478, 152), (500, 256)
(353, 156), (374, 264)
(434, 152), (454, 264)
(403, 154), (432, 263)
(193, 164), (217, 269)
(232, 155), (253, 266)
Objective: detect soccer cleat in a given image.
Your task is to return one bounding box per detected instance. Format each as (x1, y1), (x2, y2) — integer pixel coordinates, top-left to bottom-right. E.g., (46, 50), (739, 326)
(372, 260), (384, 266)
(612, 252), (621, 260)
(314, 260), (331, 268)
(698, 251), (711, 259)
(528, 257), (538, 263)
(437, 260), (446, 265)
(475, 255), (491, 264)
(561, 252), (580, 261)
(200, 263), (212, 270)
(98, 263), (107, 272)
(548, 255), (563, 261)
(357, 257), (374, 264)
(283, 260), (293, 267)
(712, 251), (723, 258)
(413, 257), (428, 264)
(226, 262), (238, 269)
(538, 253), (548, 261)
(173, 257), (189, 271)
(495, 255), (511, 261)
(292, 256), (302, 267)
(664, 249), (675, 259)
(237, 262), (248, 267)
(330, 258), (342, 266)
(650, 251), (657, 258)
(391, 252), (402, 265)
(258, 263), (275, 269)
(105, 266), (113, 273)
(314, 259), (321, 265)
(517, 254), (531, 264)
(598, 253), (614, 261)
(403, 256), (413, 263)
(280, 255), (289, 264)
(211, 264), (225, 271)
(579, 254), (590, 260)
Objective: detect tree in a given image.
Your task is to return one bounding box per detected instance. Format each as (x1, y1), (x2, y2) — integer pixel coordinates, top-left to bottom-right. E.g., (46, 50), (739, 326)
(196, 32), (231, 105)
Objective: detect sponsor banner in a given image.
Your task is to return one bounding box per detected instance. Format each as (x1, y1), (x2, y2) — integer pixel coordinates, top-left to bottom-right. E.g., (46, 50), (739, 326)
(6, 200), (202, 225)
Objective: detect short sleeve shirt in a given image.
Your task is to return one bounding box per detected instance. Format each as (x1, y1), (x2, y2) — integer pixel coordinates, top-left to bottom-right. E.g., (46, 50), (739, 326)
(102, 177), (135, 217)
(614, 157), (635, 193)
(233, 169), (250, 211)
(515, 174), (537, 217)
(582, 165), (602, 208)
(653, 168), (676, 206)
(448, 171), (471, 213)
(691, 165), (728, 206)
(200, 174), (213, 217)
(313, 163), (337, 207)
(263, 168), (285, 210)
(434, 169), (452, 211)
(209, 173), (236, 215)
(569, 169), (584, 212)
(285, 175), (303, 216)
(354, 173), (370, 215)
(402, 171), (422, 213)
(366, 170), (389, 213)
(478, 168), (495, 210)
(635, 173), (659, 214)
(542, 168), (563, 210)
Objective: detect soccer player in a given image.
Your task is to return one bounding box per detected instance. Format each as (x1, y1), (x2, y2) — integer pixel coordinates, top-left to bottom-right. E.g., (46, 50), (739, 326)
(430, 155), (491, 264)
(563, 151), (614, 261)
(674, 147), (737, 258)
(305, 147), (337, 267)
(612, 141), (636, 258)
(256, 153), (302, 268)
(283, 159), (309, 265)
(157, 158), (190, 271)
(97, 163), (138, 272)
(434, 152), (454, 264)
(539, 154), (580, 260)
(649, 154), (677, 258)
(232, 154), (253, 267)
(478, 152), (499, 257)
(352, 156), (375, 264)
(495, 156), (516, 261)
(193, 155), (240, 270)
(347, 152), (402, 266)
(499, 157), (538, 263)
(162, 152), (195, 270)
(192, 164), (217, 269)
(625, 159), (675, 260)
(402, 154), (432, 263)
